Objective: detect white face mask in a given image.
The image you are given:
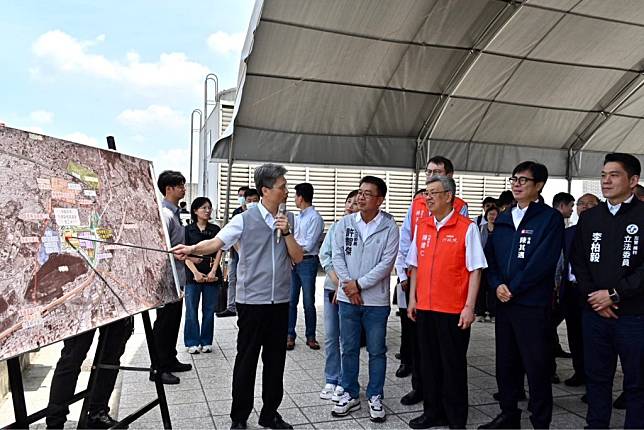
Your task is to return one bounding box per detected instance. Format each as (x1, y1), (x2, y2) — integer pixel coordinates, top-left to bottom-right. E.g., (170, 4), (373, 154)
(246, 202), (258, 210)
(238, 196), (246, 206)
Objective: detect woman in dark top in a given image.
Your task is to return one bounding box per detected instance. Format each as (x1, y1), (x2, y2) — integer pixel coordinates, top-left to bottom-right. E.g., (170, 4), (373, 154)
(184, 197), (223, 353)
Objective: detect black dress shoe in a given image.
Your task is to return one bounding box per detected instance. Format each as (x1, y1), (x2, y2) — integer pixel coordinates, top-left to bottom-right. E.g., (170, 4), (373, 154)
(478, 411), (521, 429)
(409, 414), (447, 429)
(168, 361), (192, 372)
(396, 363), (412, 378)
(217, 309), (237, 318)
(493, 390), (527, 401)
(401, 389), (423, 405)
(230, 420), (247, 429)
(87, 410), (121, 429)
(149, 371), (180, 384)
(258, 413), (293, 429)
(564, 373), (585, 387)
(613, 392), (626, 410)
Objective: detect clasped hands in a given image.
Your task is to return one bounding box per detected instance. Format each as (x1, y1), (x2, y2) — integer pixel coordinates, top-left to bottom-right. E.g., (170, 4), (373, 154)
(342, 279), (362, 305)
(587, 289), (618, 319)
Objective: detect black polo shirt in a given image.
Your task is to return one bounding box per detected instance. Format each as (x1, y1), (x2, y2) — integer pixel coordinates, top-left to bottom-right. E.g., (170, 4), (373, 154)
(184, 222), (223, 283)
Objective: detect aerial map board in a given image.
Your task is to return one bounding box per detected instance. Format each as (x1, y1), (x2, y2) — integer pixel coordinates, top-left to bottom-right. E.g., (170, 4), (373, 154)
(0, 126), (180, 361)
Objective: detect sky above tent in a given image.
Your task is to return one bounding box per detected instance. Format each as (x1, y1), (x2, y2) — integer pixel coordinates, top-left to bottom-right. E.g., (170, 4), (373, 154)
(0, 1), (254, 177)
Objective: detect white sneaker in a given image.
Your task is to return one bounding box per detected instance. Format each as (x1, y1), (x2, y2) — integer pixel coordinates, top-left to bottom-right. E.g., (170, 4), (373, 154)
(368, 395), (386, 422)
(201, 345), (213, 353)
(331, 393), (360, 417)
(320, 383), (336, 400)
(187, 346), (200, 354)
(332, 386), (345, 402)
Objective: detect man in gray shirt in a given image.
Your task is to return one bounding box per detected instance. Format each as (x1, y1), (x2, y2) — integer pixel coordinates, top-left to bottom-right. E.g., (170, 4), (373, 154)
(152, 170), (193, 385)
(172, 164), (303, 430)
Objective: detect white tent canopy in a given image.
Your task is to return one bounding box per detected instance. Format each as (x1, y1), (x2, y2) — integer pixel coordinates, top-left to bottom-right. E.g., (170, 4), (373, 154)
(213, 0), (644, 178)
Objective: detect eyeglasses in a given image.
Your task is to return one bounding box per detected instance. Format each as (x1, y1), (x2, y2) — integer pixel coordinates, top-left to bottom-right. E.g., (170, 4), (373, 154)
(425, 169), (446, 177)
(509, 176), (536, 185)
(357, 190), (380, 199)
(424, 190), (449, 198)
(271, 184), (288, 191)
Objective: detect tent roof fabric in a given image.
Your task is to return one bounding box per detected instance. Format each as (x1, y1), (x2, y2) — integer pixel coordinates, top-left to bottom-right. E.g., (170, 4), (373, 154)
(213, 0), (644, 177)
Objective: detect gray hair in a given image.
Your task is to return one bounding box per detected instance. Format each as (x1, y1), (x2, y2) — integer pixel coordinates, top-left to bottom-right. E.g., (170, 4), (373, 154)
(254, 163), (288, 196)
(426, 175), (456, 203)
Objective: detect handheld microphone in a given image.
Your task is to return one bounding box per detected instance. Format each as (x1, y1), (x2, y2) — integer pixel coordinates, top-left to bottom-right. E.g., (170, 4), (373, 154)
(276, 203), (287, 243)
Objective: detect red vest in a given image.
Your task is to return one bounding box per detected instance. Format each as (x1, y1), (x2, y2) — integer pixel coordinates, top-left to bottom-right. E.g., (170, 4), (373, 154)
(410, 194), (467, 240)
(415, 212), (472, 314)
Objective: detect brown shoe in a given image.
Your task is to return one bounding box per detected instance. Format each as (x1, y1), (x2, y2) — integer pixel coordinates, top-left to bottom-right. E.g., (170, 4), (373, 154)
(306, 339), (320, 350)
(286, 337), (295, 350)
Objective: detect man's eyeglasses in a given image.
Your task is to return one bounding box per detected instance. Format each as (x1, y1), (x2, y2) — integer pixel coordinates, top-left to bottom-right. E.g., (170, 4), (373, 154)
(424, 190), (449, 197)
(509, 176), (536, 185)
(271, 184), (288, 191)
(357, 190), (380, 199)
(426, 169), (446, 177)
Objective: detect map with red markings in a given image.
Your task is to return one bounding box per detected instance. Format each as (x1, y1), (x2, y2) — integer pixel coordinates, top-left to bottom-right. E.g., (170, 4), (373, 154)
(0, 126), (179, 361)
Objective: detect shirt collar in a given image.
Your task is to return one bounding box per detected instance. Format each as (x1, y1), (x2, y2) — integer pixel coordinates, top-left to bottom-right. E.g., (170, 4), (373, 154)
(162, 199), (180, 214)
(355, 210), (382, 225)
(257, 201), (273, 221)
(607, 194), (634, 210)
(299, 205), (315, 215)
(434, 209), (455, 229)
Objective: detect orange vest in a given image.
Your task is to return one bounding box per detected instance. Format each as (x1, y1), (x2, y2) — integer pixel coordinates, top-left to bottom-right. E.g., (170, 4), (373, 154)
(410, 194), (467, 240)
(415, 212), (472, 314)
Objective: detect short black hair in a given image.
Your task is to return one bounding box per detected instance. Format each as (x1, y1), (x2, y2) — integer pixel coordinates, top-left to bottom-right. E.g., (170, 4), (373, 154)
(427, 156), (454, 175)
(552, 192), (575, 208)
(244, 188), (260, 199)
(157, 170), (185, 196)
(512, 161), (548, 184)
(237, 186), (250, 193)
(360, 176), (387, 198)
(190, 196), (212, 222)
(497, 190), (514, 207)
(346, 189), (359, 201)
(482, 196), (496, 206)
(295, 182), (314, 203)
(413, 189), (426, 198)
(604, 153), (641, 178)
(179, 201), (187, 208)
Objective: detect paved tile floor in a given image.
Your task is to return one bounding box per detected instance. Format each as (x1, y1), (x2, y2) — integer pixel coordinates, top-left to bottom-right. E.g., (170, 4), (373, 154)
(0, 277), (626, 429)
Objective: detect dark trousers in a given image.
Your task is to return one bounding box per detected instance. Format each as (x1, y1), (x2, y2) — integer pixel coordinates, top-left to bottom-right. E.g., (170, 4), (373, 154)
(400, 306), (423, 393)
(583, 309), (644, 429)
(417, 310), (470, 428)
(475, 270), (496, 317)
(495, 304), (552, 429)
(549, 302), (564, 374)
(153, 299), (183, 371)
(46, 317), (133, 428)
(231, 302), (289, 423)
(561, 287), (584, 377)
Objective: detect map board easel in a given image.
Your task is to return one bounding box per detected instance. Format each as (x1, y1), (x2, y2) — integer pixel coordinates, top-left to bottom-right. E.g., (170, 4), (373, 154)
(0, 129), (181, 428)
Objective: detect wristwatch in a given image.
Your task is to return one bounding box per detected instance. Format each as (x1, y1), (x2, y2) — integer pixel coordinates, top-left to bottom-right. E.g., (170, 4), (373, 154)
(282, 229), (291, 237)
(608, 288), (621, 303)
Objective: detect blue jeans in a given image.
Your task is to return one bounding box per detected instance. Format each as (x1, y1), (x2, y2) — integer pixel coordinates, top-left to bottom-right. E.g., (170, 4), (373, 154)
(288, 257), (318, 340)
(339, 301), (390, 398)
(583, 309), (644, 429)
(324, 289), (341, 385)
(184, 281), (219, 347)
